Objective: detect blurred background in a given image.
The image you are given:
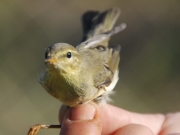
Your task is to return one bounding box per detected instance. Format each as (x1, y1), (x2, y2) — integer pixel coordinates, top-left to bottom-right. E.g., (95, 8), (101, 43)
(0, 0), (180, 135)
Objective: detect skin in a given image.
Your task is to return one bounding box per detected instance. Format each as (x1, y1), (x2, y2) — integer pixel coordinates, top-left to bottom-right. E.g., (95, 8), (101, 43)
(59, 102), (180, 135)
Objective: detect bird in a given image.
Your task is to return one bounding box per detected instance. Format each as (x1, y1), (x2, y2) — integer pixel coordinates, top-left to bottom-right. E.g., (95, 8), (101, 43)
(39, 7), (126, 107)
(28, 7), (126, 135)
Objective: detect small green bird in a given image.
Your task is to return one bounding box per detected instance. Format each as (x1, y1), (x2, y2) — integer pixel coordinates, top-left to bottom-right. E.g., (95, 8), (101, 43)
(39, 7), (126, 107)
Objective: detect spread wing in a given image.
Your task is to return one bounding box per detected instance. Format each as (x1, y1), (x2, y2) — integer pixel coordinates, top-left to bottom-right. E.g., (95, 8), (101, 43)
(76, 24), (123, 93)
(81, 7), (121, 41)
(77, 23), (126, 50)
(76, 8), (125, 103)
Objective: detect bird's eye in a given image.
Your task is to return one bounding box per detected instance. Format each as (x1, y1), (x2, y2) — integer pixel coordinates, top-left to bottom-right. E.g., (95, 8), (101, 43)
(45, 47), (51, 59)
(45, 51), (48, 59)
(67, 52), (71, 58)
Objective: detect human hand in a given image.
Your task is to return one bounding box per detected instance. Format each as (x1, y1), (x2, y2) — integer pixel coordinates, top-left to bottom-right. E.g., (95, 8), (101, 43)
(59, 102), (180, 135)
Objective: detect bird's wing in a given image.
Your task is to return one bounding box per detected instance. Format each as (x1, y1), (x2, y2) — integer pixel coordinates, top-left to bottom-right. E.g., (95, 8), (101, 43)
(77, 23), (126, 50)
(95, 45), (121, 88)
(81, 7), (121, 41)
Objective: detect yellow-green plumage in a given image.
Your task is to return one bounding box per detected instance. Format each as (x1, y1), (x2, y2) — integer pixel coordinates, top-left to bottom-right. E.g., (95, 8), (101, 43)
(39, 8), (126, 107)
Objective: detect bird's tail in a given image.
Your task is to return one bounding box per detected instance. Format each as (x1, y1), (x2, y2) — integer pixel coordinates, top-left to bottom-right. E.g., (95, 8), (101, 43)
(81, 7), (121, 42)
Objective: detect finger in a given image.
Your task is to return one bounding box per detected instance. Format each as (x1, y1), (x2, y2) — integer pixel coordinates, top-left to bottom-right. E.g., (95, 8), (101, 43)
(60, 102), (102, 135)
(159, 112), (180, 135)
(114, 124), (154, 135)
(59, 103), (165, 135)
(100, 104), (165, 135)
(166, 134), (180, 135)
(59, 105), (69, 124)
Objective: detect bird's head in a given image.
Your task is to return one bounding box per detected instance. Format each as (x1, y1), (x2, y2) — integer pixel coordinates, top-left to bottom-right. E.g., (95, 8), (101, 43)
(45, 43), (80, 74)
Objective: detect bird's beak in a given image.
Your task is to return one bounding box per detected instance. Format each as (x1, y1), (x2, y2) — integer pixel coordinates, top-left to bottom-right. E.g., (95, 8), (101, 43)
(45, 58), (58, 64)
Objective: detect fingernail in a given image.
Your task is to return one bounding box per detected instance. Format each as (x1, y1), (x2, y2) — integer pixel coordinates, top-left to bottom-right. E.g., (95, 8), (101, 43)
(70, 103), (96, 120)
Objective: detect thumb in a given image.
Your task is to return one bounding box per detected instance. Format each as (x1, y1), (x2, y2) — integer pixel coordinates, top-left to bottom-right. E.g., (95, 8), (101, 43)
(59, 102), (102, 135)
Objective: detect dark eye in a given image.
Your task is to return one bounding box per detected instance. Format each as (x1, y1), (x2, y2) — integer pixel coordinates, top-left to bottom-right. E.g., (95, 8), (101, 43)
(45, 47), (51, 59)
(45, 51), (48, 59)
(67, 52), (71, 58)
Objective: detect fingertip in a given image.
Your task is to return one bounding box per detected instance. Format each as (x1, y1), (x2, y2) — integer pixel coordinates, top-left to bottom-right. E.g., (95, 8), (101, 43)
(60, 102), (102, 135)
(59, 104), (69, 124)
(115, 124), (154, 135)
(70, 102), (96, 120)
